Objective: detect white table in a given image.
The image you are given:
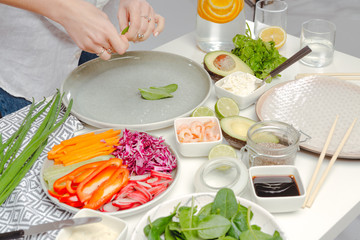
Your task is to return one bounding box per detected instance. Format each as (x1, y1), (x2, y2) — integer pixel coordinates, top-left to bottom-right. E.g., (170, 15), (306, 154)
(84, 30), (360, 239)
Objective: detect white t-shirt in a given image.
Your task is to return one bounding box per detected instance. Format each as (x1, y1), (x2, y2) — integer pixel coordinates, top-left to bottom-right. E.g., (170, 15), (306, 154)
(0, 0), (112, 102)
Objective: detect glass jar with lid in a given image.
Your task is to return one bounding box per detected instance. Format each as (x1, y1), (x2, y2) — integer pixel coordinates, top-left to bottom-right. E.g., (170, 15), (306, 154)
(241, 120), (310, 167)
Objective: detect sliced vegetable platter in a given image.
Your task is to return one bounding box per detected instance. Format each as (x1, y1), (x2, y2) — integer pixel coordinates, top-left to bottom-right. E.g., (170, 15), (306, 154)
(131, 192), (285, 240)
(40, 128), (180, 218)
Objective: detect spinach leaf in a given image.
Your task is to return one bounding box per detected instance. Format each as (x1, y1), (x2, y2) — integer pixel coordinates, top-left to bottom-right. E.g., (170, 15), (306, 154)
(237, 206), (283, 240)
(197, 214), (231, 239)
(179, 203), (201, 240)
(227, 203), (251, 238)
(144, 203), (180, 239)
(139, 88), (173, 100)
(165, 223), (177, 240)
(197, 202), (212, 221)
(239, 229), (277, 240)
(211, 188), (238, 219)
(139, 84), (178, 100)
(150, 84), (178, 93)
(219, 236), (237, 240)
(168, 222), (186, 239)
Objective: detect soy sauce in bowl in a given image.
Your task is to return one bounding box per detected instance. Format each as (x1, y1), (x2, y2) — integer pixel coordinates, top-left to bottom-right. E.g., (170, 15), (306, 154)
(252, 175), (300, 197)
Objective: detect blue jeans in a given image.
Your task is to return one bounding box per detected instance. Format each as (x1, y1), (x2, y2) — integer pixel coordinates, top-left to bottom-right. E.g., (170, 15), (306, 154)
(0, 88), (32, 118)
(78, 51), (97, 65)
(0, 51), (96, 118)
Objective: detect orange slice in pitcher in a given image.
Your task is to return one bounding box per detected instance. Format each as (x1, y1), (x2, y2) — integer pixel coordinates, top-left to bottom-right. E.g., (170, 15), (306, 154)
(198, 0), (244, 24)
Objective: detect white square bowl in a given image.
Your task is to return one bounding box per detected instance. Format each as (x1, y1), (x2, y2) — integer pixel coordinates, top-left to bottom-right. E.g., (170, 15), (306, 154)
(248, 165), (306, 213)
(174, 116), (223, 157)
(56, 209), (128, 240)
(214, 71), (267, 110)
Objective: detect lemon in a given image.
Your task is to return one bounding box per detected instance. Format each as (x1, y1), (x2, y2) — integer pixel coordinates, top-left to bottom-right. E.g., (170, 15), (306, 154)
(208, 144), (237, 160)
(215, 97), (240, 119)
(259, 26), (287, 49)
(191, 106), (216, 117)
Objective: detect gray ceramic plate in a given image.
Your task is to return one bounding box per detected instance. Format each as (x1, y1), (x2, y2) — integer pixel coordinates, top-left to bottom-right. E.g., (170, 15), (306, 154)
(61, 51), (212, 130)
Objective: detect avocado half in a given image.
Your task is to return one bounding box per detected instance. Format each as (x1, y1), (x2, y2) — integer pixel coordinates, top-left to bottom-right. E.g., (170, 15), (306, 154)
(203, 50), (254, 81)
(220, 115), (256, 149)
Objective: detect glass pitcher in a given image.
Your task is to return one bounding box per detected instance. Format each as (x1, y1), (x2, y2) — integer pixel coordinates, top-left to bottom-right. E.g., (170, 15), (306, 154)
(196, 0), (246, 52)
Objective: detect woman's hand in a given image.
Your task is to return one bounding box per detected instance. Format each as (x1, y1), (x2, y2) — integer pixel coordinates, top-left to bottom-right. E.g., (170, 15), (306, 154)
(117, 0), (165, 42)
(54, 0), (129, 60)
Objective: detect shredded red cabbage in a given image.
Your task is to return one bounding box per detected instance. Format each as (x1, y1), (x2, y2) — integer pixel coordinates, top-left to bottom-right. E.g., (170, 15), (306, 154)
(112, 129), (177, 175)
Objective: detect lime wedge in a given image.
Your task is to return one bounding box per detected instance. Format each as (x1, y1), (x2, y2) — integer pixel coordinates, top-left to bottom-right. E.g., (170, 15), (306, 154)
(191, 106), (215, 117)
(215, 97), (240, 119)
(208, 144), (237, 160)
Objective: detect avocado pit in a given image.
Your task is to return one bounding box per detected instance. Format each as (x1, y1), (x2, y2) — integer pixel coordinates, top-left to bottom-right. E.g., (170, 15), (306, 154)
(203, 50), (254, 81)
(213, 54), (236, 72)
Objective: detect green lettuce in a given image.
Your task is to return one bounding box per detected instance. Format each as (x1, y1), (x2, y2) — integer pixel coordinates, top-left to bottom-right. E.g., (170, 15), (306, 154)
(231, 26), (287, 82)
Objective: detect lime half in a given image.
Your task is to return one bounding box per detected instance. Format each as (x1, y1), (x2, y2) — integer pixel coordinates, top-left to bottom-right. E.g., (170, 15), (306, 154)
(208, 144), (237, 160)
(215, 97), (240, 119)
(191, 106), (215, 117)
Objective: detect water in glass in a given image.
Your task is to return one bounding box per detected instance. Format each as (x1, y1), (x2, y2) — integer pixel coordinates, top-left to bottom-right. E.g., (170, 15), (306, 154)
(196, 0), (246, 52)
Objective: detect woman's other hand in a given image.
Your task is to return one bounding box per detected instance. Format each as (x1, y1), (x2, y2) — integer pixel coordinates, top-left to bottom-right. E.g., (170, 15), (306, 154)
(54, 0), (129, 60)
(118, 0), (165, 42)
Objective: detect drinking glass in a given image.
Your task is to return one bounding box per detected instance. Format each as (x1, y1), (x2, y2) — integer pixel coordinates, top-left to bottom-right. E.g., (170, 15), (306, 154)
(254, 0), (288, 38)
(300, 19), (336, 68)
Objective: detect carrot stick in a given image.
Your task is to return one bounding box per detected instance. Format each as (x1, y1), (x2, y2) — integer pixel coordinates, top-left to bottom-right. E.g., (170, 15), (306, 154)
(48, 129), (121, 166)
(59, 132), (96, 146)
(63, 149), (115, 166)
(58, 145), (114, 162)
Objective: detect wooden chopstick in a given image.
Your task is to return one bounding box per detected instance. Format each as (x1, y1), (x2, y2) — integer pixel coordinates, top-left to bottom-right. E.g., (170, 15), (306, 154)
(304, 117), (358, 208)
(302, 115), (339, 208)
(296, 73), (360, 80)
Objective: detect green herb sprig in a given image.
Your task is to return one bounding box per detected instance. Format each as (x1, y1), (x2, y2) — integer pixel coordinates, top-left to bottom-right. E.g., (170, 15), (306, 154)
(231, 24), (287, 82)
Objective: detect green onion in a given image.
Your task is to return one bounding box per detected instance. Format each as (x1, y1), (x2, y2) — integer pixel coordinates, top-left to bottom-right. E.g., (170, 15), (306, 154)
(0, 90), (73, 205)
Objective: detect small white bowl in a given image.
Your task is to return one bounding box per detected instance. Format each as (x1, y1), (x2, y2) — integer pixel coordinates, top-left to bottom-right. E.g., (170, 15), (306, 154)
(215, 71), (267, 109)
(56, 209), (128, 240)
(174, 116), (223, 157)
(248, 165), (306, 213)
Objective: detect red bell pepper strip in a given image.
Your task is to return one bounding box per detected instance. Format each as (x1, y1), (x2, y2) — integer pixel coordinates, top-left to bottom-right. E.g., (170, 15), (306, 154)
(53, 161), (104, 194)
(77, 165), (119, 203)
(84, 167), (129, 210)
(48, 189), (63, 199)
(65, 180), (76, 194)
(48, 190), (83, 208)
(77, 158), (123, 203)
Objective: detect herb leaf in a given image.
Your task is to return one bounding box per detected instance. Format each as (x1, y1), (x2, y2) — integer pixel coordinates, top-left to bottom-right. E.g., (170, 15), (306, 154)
(139, 84), (178, 100)
(231, 27), (287, 82)
(150, 83), (178, 93)
(179, 204), (200, 239)
(211, 188), (238, 219)
(197, 215), (231, 239)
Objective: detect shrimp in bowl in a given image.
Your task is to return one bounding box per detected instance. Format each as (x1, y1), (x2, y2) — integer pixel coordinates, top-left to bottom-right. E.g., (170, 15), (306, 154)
(174, 117), (223, 157)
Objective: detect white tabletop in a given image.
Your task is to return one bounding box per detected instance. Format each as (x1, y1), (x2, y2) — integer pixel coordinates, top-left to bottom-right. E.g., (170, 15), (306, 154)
(85, 28), (360, 239)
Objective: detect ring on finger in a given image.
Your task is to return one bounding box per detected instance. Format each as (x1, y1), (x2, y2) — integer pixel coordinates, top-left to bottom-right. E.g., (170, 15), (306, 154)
(96, 48), (105, 57)
(141, 15), (151, 23)
(106, 48), (112, 54)
(137, 33), (145, 39)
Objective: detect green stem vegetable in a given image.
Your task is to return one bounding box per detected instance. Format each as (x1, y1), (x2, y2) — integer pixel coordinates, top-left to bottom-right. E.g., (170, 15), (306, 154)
(0, 90), (73, 205)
